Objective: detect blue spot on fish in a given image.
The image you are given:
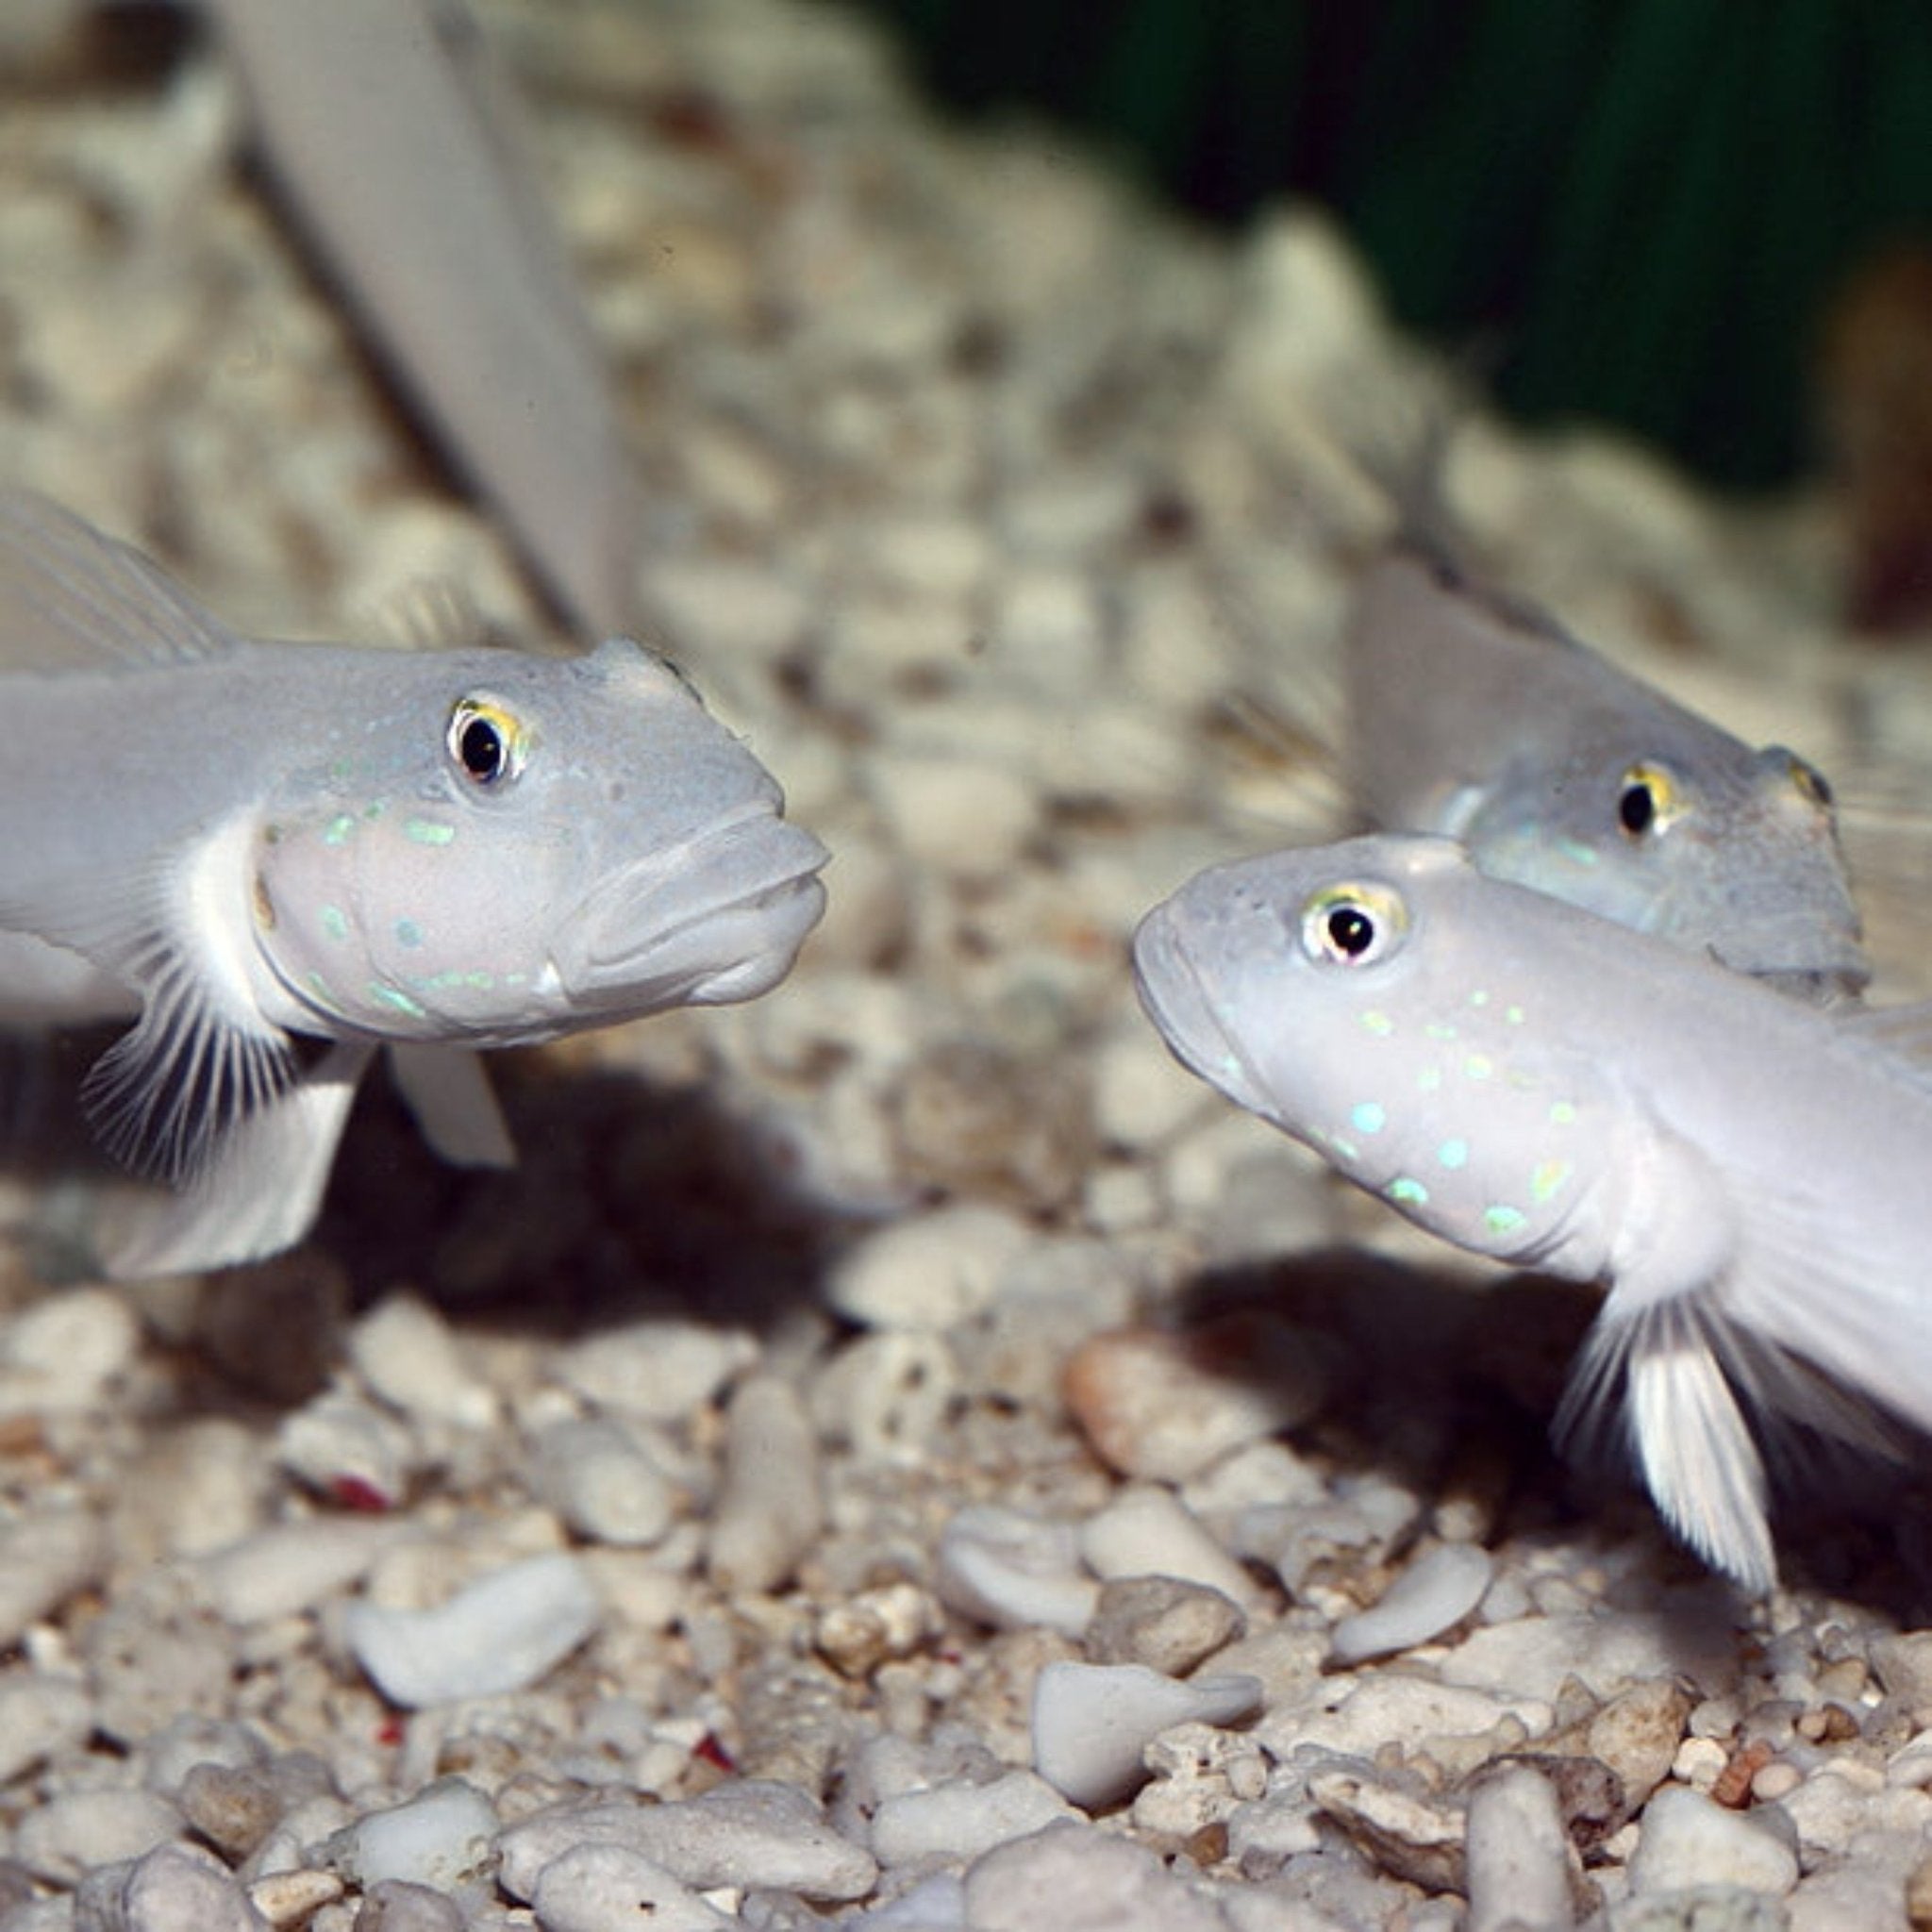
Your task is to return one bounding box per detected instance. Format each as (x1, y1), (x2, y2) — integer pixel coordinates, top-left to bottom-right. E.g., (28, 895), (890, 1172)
(323, 813), (356, 847)
(1351, 1100), (1387, 1136)
(395, 919), (423, 950)
(320, 904), (349, 944)
(369, 983), (428, 1020)
(405, 818), (456, 847)
(1438, 1138), (1468, 1170)
(1484, 1204), (1526, 1235)
(1531, 1159), (1573, 1203)
(1387, 1175), (1429, 1206)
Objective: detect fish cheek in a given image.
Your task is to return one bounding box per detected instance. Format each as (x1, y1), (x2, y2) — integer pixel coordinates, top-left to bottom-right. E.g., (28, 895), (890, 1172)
(249, 823), (383, 1028)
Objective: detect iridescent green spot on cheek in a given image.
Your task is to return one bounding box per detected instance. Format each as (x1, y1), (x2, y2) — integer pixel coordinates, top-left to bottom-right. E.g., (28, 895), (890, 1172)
(1416, 1066), (1442, 1093)
(1437, 1138), (1468, 1170)
(1555, 835), (1600, 869)
(1469, 990), (1489, 1008)
(319, 904), (349, 944)
(1505, 1005), (1525, 1025)
(405, 818), (456, 847)
(1350, 1100), (1387, 1136)
(394, 919), (424, 950)
(1387, 1175), (1429, 1206)
(1424, 1022), (1457, 1042)
(1358, 1009), (1394, 1038)
(1549, 1100), (1578, 1126)
(369, 982), (428, 1019)
(1531, 1159), (1573, 1203)
(322, 813), (356, 847)
(1484, 1204), (1526, 1235)
(418, 968), (496, 993)
(1329, 1134), (1359, 1161)
(1463, 1054), (1493, 1081)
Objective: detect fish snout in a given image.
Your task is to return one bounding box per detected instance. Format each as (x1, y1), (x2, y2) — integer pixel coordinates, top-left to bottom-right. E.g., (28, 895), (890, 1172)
(1131, 903), (1272, 1117)
(551, 812), (828, 1014)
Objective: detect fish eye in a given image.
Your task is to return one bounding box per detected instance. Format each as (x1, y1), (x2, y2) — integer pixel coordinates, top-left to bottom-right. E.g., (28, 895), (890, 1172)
(1790, 757), (1833, 808)
(1616, 761), (1680, 838)
(1299, 882), (1407, 966)
(445, 695), (527, 788)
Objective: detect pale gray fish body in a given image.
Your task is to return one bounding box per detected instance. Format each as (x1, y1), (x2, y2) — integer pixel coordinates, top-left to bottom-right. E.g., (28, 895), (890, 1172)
(0, 490), (826, 1275)
(204, 0), (646, 641)
(1346, 540), (1868, 1001)
(1134, 832), (1932, 1591)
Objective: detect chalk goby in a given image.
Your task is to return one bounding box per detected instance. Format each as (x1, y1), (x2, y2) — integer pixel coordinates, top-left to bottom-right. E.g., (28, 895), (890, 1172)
(205, 0), (648, 642)
(0, 489), (826, 1277)
(1134, 832), (1932, 1591)
(1344, 528), (1868, 1003)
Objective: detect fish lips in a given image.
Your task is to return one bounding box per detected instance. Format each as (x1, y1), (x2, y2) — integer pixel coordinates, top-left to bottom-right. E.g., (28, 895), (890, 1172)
(1130, 902), (1274, 1119)
(553, 812), (828, 1014)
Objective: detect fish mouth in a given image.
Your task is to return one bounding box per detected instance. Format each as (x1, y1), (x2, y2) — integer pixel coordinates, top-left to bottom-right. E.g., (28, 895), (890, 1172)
(553, 811), (828, 1014)
(1130, 903), (1272, 1118)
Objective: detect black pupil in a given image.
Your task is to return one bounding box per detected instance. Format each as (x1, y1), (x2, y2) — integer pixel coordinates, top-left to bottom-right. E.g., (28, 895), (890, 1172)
(1327, 906), (1375, 957)
(1618, 780), (1656, 834)
(458, 715), (505, 782)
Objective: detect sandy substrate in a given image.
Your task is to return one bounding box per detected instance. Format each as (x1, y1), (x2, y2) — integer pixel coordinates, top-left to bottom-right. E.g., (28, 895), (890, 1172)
(1, 4), (1931, 1929)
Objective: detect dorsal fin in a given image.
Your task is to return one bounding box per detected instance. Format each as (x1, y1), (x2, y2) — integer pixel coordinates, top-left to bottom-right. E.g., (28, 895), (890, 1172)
(0, 489), (243, 670)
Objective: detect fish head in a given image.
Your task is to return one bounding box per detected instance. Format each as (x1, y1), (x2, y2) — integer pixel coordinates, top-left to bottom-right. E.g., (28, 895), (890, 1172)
(1465, 726), (1866, 996)
(248, 639), (826, 1042)
(1133, 833), (1612, 1264)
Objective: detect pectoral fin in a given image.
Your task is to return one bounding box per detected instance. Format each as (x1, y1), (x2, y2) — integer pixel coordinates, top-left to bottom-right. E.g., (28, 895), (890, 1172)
(1557, 1296), (1776, 1595)
(97, 1042), (373, 1277)
(387, 1043), (516, 1168)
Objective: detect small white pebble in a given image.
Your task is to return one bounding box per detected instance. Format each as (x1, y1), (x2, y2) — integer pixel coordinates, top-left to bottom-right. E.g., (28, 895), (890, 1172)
(706, 1374), (823, 1594)
(1626, 1785), (1798, 1898)
(530, 1841), (736, 1932)
(326, 1777), (497, 1892)
(1079, 1484), (1259, 1609)
(344, 1553), (600, 1707)
(1031, 1661), (1262, 1809)
(935, 1507), (1099, 1638)
(864, 752), (1041, 882)
(825, 1204), (1035, 1332)
(1329, 1541), (1495, 1664)
(348, 1294), (499, 1430)
(531, 1419), (675, 1548)
(870, 1771), (1076, 1869)
(1464, 1765), (1575, 1932)
(75, 1840), (268, 1932)
(0, 1286), (139, 1414)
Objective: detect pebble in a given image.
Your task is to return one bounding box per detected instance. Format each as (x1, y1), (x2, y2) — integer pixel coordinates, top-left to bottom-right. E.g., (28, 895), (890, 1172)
(1626, 1786), (1799, 1898)
(1031, 1660), (1263, 1809)
(247, 1868), (344, 1927)
(0, 1508), (108, 1648)
(551, 1322), (756, 1424)
(0, 1673), (92, 1786)
(961, 1823), (1228, 1932)
(343, 1553), (601, 1707)
(348, 1880), (466, 1932)
(346, 1295), (500, 1431)
(1062, 1319), (1328, 1483)
(1086, 1574), (1246, 1676)
(824, 1204), (1036, 1332)
(325, 1779), (497, 1893)
(1329, 1541), (1495, 1664)
(1077, 1485), (1260, 1610)
(193, 1521), (401, 1627)
(275, 1391), (416, 1509)
(705, 1374), (823, 1594)
(73, 1841), (269, 1932)
(1464, 1764), (1577, 1932)
(496, 1783), (877, 1905)
(869, 1771), (1077, 1869)
(528, 1843), (735, 1932)
(14, 1788), (184, 1887)
(531, 1420), (675, 1548)
(809, 1331), (958, 1462)
(1440, 1602), (1741, 1704)
(0, 1287), (139, 1415)
(863, 752), (1042, 882)
(934, 1507), (1099, 1638)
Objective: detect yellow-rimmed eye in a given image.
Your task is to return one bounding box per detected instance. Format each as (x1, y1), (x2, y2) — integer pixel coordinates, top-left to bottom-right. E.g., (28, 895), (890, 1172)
(1788, 756), (1833, 808)
(1616, 761), (1681, 838)
(1299, 882), (1407, 966)
(446, 695), (528, 788)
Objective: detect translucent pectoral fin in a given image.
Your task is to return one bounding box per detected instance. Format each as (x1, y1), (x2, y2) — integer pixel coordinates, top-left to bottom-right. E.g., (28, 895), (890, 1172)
(387, 1043), (516, 1168)
(1557, 1298), (1775, 1595)
(97, 1042), (373, 1277)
